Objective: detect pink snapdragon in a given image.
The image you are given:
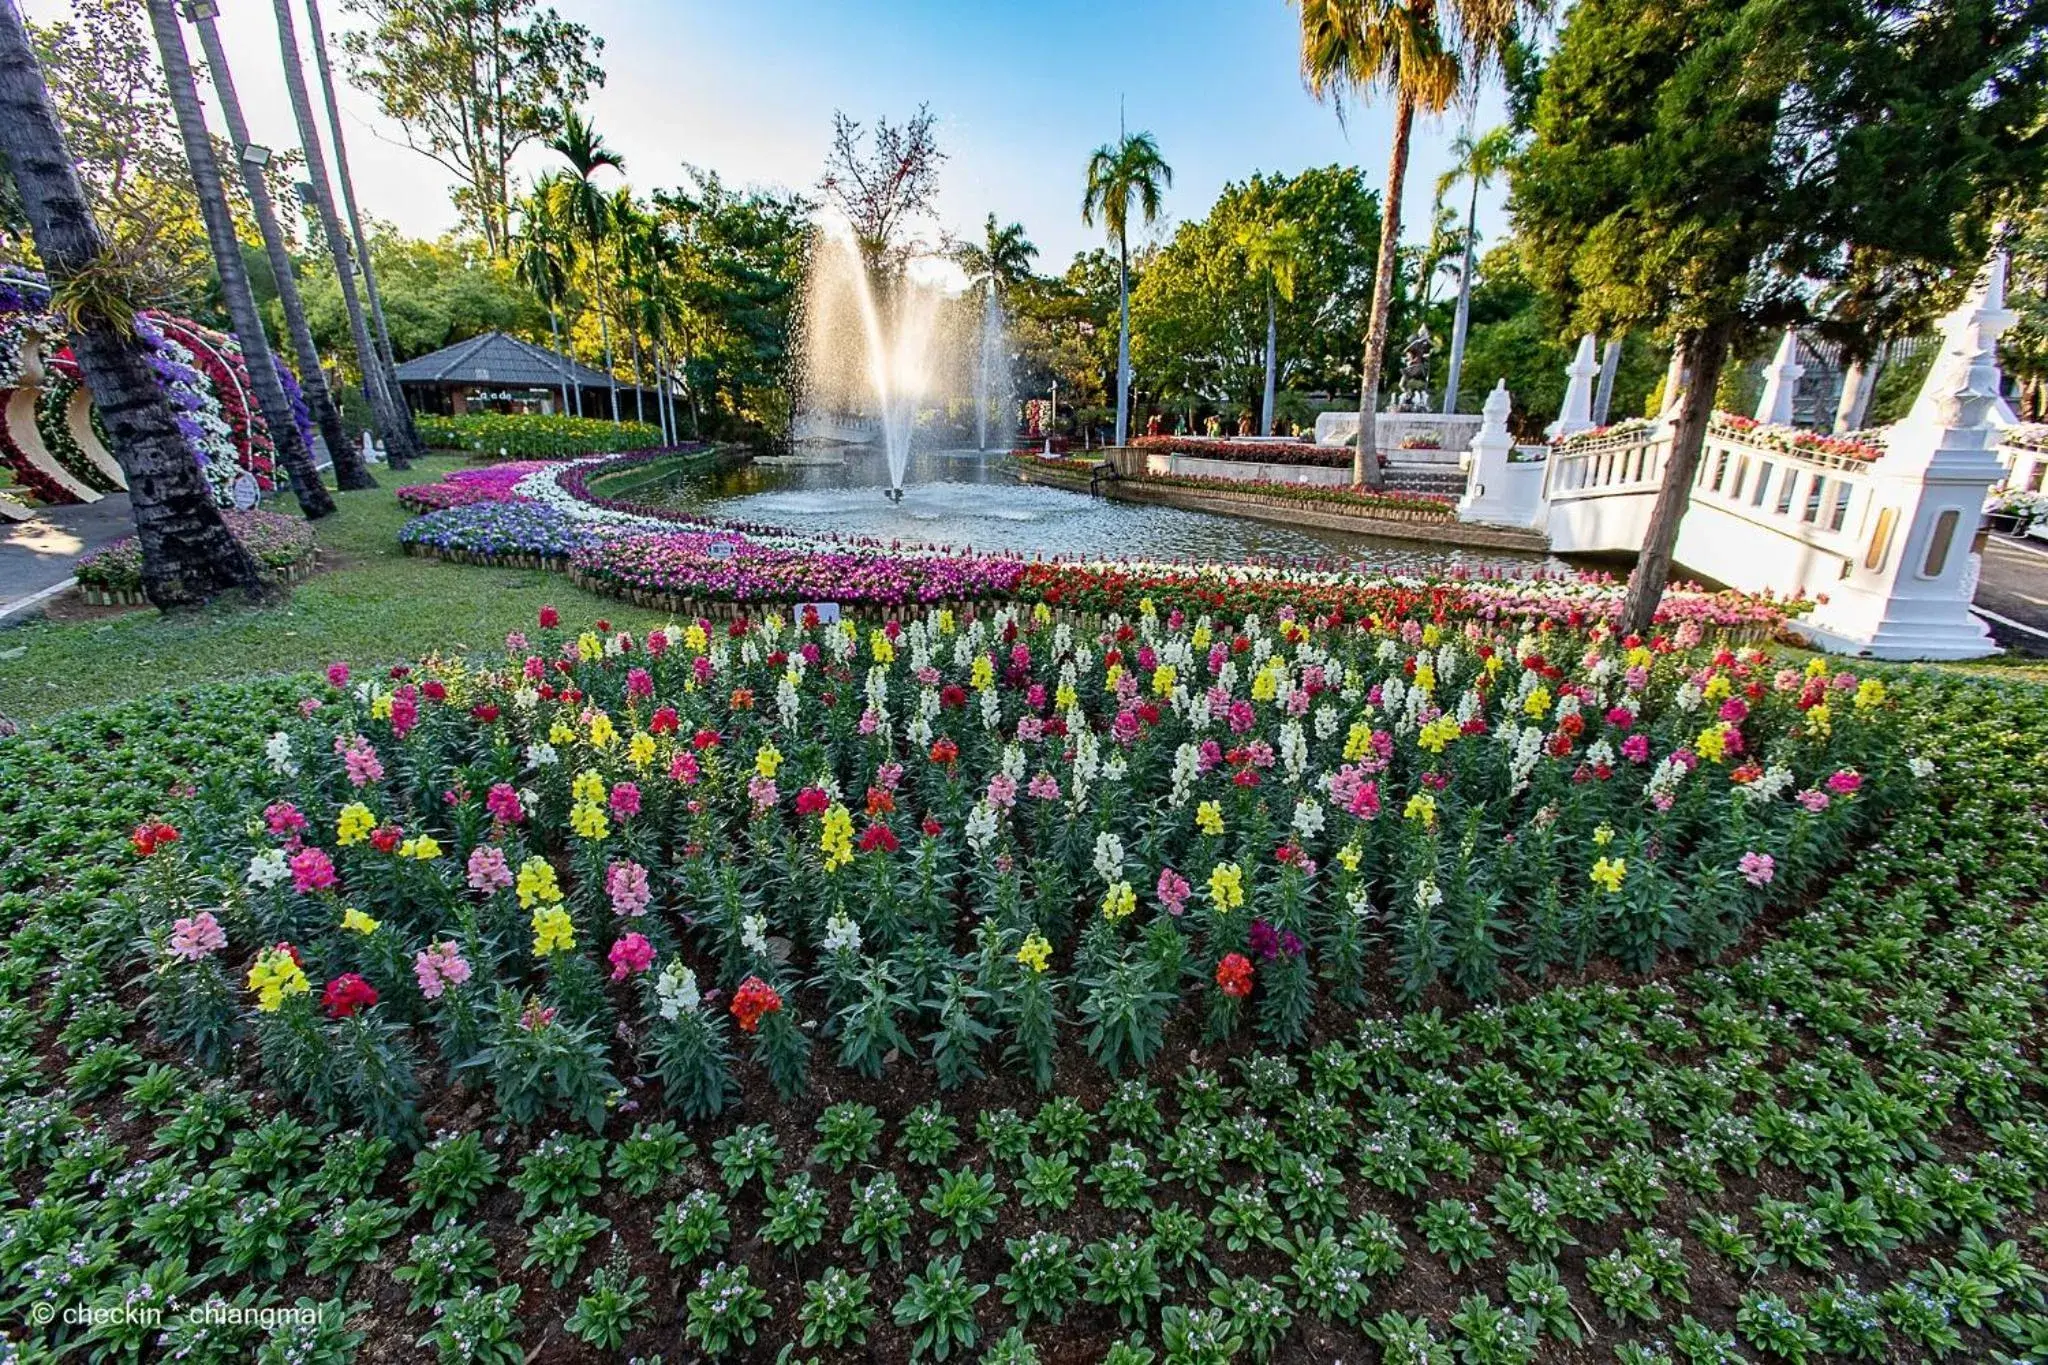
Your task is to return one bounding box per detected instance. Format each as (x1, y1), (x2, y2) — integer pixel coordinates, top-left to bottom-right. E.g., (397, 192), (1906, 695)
(467, 844), (513, 893)
(1826, 769), (1862, 796)
(326, 661), (350, 689)
(1027, 772), (1061, 801)
(626, 667), (654, 700)
(264, 802), (308, 837)
(609, 782), (642, 819)
(985, 773), (1018, 809)
(607, 860), (652, 917)
(168, 911), (226, 962)
(338, 735), (384, 787)
(1157, 867), (1191, 916)
(1738, 851), (1776, 887)
(413, 941), (471, 999)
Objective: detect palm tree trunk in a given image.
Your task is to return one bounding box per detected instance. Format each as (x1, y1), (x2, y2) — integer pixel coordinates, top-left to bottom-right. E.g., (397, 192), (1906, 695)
(0, 0), (260, 607)
(630, 326), (645, 425)
(302, 0), (419, 464)
(1114, 234), (1132, 447)
(1355, 89), (1413, 488)
(190, 8), (369, 491)
(1622, 321), (1732, 637)
(1261, 285), (1278, 436)
(1442, 166), (1480, 415)
(145, 0), (333, 520)
(547, 308), (570, 415)
(270, 0), (412, 472)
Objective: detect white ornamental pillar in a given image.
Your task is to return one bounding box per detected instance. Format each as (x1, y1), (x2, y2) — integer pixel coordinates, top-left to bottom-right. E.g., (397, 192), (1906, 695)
(1547, 334), (1599, 440)
(1458, 380), (1540, 526)
(1801, 253), (2011, 660)
(1755, 328), (1804, 425)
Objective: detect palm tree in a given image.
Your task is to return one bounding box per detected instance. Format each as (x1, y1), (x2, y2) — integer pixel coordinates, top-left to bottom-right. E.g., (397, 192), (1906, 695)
(1083, 130), (1172, 447)
(1299, 0), (1469, 486)
(189, 4), (372, 490)
(956, 214), (1038, 298)
(1436, 124), (1515, 413)
(515, 182), (578, 416)
(609, 186), (652, 426)
(144, 0), (332, 519)
(269, 0), (413, 469)
(1238, 218), (1303, 436)
(302, 0), (418, 457)
(547, 108), (624, 420)
(0, 0), (260, 606)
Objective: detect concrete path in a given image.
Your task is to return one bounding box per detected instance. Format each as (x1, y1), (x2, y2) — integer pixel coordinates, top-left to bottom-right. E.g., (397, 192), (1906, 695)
(1974, 532), (2048, 658)
(0, 493), (132, 621)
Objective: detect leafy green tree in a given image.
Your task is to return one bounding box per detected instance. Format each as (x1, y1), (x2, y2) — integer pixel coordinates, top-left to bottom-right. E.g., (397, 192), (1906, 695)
(301, 231), (542, 363)
(543, 108), (625, 414)
(956, 215), (1038, 300)
(1083, 129), (1173, 446)
(339, 0), (604, 255)
(1128, 167), (1383, 428)
(1514, 0), (2047, 633)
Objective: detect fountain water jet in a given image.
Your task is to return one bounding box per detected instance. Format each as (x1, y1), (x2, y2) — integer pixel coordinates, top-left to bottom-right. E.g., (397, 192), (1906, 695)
(797, 229), (948, 497)
(975, 280), (1011, 451)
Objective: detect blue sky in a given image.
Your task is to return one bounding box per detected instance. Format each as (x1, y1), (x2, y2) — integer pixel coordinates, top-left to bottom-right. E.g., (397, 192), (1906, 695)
(32, 0), (1514, 273)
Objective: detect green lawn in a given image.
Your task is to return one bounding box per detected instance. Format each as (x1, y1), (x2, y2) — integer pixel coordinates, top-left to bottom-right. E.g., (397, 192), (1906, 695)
(0, 457), (672, 723)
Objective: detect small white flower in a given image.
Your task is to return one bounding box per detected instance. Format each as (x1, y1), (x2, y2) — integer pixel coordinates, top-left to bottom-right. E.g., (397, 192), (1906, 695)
(821, 912), (862, 956)
(739, 914), (769, 957)
(246, 849), (290, 889)
(264, 732), (296, 776)
(525, 741), (559, 768)
(655, 961), (699, 1019)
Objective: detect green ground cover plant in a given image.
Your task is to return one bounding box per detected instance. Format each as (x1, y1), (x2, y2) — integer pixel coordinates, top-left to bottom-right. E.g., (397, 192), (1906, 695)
(0, 598), (2044, 1362)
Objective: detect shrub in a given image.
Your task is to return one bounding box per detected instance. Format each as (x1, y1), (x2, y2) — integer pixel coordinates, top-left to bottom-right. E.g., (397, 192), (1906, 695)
(414, 412), (664, 458)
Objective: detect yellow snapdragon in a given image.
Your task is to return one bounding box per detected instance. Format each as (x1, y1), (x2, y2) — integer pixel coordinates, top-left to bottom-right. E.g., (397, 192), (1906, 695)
(1589, 856), (1627, 894)
(336, 803), (376, 847)
(1016, 933), (1052, 973)
(531, 905), (576, 956)
(1207, 861), (1245, 913)
(516, 856), (562, 909)
(247, 948), (309, 1013)
(340, 906), (381, 935)
(820, 803), (854, 872)
(1196, 801), (1224, 837)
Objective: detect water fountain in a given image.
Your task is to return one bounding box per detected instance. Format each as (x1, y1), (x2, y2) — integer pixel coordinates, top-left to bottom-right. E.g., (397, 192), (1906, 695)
(975, 281), (1011, 452)
(797, 229), (947, 500)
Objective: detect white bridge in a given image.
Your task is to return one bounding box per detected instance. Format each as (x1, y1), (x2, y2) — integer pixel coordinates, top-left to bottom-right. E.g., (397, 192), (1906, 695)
(1456, 251), (2024, 660)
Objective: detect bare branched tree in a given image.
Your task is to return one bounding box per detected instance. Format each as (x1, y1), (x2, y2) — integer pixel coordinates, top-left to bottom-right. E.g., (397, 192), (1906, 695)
(818, 104), (944, 276)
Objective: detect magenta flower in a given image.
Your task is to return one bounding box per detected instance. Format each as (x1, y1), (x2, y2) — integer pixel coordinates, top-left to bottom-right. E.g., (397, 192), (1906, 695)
(326, 661), (350, 688)
(289, 846), (337, 895)
(486, 783), (525, 825)
(1826, 769), (1862, 796)
(609, 782), (642, 819)
(264, 802), (308, 836)
(608, 932), (655, 981)
(626, 667), (654, 700)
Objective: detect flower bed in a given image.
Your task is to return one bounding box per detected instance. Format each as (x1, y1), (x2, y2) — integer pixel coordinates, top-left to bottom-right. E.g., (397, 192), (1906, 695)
(1131, 435), (1351, 468)
(415, 412), (666, 459)
(570, 533), (1025, 607)
(10, 613), (2048, 1363)
(397, 499), (630, 566)
(1021, 454), (1456, 520)
(73, 508), (318, 602)
(396, 461), (553, 512)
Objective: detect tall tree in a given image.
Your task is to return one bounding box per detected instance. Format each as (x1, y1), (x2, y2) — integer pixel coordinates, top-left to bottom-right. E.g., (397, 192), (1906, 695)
(514, 182), (576, 413)
(1514, 0), (2047, 635)
(1436, 123), (1515, 413)
(339, 0), (603, 255)
(303, 0), (417, 457)
(1082, 129), (1172, 448)
(545, 107), (623, 418)
(1238, 217), (1303, 435)
(0, 0), (259, 606)
(271, 0), (412, 469)
(143, 0), (332, 518)
(1298, 0), (1526, 485)
(189, 4), (372, 490)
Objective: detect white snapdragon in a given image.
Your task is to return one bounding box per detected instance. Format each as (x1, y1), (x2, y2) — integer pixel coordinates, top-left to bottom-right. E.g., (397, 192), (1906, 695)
(821, 911), (862, 956)
(264, 732), (297, 776)
(655, 962), (700, 1019)
(247, 849), (290, 888)
(740, 914), (770, 958)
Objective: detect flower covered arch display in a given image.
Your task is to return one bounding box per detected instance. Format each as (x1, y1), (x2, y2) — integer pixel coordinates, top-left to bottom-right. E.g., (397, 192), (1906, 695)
(0, 271), (300, 513)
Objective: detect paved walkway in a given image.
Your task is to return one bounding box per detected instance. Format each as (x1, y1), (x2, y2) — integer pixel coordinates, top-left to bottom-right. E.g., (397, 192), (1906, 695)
(1975, 532), (2048, 658)
(0, 493), (132, 618)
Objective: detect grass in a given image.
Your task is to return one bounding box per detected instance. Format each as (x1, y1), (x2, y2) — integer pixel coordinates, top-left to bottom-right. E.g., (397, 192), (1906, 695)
(0, 456), (672, 723)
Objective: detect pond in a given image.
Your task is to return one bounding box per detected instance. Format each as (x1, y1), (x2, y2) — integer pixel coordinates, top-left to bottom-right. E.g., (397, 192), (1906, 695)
(628, 446), (1560, 574)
